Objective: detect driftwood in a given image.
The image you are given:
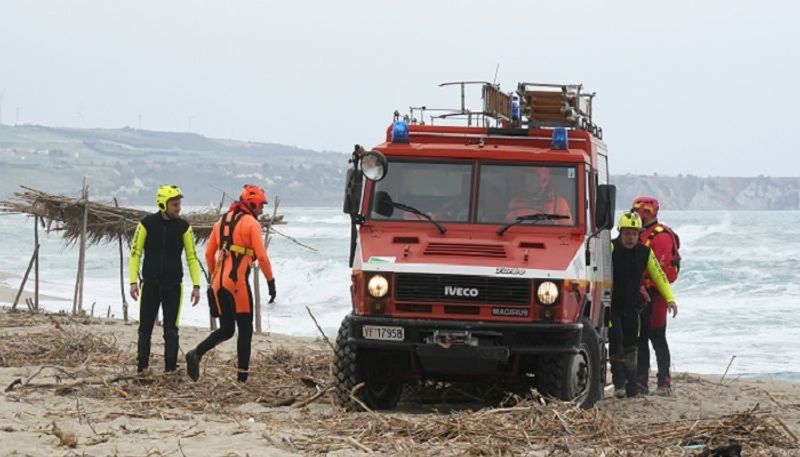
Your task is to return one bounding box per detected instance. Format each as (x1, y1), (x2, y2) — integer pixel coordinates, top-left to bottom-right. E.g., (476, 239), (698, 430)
(0, 186), (285, 245)
(11, 244), (39, 310)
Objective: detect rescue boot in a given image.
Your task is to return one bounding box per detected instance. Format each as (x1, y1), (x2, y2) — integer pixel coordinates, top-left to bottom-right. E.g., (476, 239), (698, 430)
(186, 349), (201, 382)
(654, 373), (672, 396)
(609, 356), (627, 395)
(137, 331), (152, 373)
(237, 369), (249, 383)
(163, 329), (179, 372)
(623, 349), (639, 397)
(636, 372), (650, 395)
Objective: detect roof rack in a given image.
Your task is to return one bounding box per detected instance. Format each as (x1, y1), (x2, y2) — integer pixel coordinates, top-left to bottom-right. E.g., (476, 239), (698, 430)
(396, 81), (603, 139)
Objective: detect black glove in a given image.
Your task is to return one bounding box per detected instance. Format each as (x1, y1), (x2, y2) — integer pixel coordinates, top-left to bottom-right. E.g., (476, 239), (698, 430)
(267, 278), (276, 304)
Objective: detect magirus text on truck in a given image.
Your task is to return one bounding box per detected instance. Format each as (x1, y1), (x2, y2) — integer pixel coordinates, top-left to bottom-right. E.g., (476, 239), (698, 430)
(336, 81), (616, 410)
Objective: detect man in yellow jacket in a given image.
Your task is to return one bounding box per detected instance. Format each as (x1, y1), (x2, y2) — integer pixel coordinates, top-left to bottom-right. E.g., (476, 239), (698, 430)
(610, 211), (677, 398)
(129, 185), (201, 373)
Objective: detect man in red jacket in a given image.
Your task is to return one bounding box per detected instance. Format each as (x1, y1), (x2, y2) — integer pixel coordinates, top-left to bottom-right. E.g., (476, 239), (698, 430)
(633, 196), (680, 396)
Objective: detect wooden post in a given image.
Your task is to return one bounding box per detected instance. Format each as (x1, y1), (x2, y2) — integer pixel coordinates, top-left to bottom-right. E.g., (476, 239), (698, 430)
(209, 193), (227, 331)
(34, 216), (39, 311)
(266, 196), (280, 249)
(256, 196), (280, 334)
(114, 198), (129, 322)
(12, 244), (40, 310)
(253, 259), (261, 332)
(72, 178), (89, 316)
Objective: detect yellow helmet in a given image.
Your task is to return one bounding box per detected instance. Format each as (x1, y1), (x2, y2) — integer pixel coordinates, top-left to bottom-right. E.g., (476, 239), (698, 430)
(617, 211), (643, 231)
(156, 184), (183, 211)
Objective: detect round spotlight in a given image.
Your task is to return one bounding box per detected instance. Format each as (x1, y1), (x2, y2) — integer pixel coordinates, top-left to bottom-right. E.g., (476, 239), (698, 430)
(362, 150), (388, 182)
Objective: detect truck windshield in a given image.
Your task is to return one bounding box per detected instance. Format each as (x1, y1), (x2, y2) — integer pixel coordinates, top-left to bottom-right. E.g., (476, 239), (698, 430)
(370, 161), (472, 223)
(477, 164), (577, 226)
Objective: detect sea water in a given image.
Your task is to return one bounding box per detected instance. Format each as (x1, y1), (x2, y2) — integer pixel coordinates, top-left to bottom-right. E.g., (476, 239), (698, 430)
(0, 209), (797, 379)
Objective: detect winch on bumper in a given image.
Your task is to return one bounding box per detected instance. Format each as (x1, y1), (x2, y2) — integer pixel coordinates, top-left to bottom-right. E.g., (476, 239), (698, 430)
(347, 315), (583, 376)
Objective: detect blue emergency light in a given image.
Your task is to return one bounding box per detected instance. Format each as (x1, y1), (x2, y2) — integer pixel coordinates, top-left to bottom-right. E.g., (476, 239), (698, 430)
(392, 121), (409, 143)
(551, 127), (568, 150)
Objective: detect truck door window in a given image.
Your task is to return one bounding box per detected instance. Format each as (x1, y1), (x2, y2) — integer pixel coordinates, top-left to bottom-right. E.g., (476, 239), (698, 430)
(477, 164), (577, 226)
(370, 161), (473, 223)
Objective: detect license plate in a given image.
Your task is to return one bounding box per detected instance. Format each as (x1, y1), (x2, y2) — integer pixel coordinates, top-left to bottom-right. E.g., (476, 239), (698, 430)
(362, 325), (404, 341)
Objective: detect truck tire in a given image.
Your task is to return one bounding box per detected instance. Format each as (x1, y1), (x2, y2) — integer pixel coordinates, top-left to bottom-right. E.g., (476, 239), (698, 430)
(535, 316), (602, 408)
(333, 315), (402, 411)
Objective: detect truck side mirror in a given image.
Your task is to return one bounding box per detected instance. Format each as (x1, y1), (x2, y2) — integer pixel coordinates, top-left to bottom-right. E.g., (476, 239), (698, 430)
(374, 191), (395, 217)
(342, 168), (363, 215)
(595, 184), (616, 231)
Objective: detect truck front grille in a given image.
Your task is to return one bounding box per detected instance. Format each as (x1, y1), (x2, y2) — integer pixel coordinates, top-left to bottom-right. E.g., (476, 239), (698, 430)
(395, 273), (531, 305)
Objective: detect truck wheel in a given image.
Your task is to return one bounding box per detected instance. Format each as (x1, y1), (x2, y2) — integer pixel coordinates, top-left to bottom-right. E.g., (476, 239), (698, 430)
(333, 315), (402, 411)
(536, 316), (602, 408)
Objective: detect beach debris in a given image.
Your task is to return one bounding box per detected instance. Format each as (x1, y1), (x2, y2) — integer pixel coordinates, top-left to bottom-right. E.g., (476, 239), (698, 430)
(2, 310), (798, 456)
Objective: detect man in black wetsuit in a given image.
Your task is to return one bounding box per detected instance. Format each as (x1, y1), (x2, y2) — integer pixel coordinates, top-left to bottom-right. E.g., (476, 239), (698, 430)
(129, 185), (202, 374)
(610, 211), (677, 398)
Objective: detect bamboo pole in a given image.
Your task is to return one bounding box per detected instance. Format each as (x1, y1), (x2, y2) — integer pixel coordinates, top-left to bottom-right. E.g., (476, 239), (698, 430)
(12, 244), (40, 310)
(114, 198), (129, 322)
(34, 215), (39, 310)
(72, 178), (88, 315)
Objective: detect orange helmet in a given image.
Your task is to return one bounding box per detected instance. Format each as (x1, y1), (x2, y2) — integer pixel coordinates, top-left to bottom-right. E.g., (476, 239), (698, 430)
(239, 184), (267, 211)
(632, 195), (659, 218)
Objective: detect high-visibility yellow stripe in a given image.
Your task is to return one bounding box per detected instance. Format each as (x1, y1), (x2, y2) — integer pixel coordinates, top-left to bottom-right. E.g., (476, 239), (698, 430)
(128, 223), (147, 284)
(183, 226), (202, 287)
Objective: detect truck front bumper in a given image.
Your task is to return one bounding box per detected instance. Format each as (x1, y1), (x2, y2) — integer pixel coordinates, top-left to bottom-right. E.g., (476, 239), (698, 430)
(347, 315), (583, 356)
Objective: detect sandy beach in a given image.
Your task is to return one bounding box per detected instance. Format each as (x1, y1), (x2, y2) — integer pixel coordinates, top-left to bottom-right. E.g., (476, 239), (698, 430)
(0, 307), (798, 457)
(0, 272), (65, 308)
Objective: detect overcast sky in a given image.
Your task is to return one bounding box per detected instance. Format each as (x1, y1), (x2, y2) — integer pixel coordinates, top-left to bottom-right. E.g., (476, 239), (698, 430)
(1, 0), (798, 176)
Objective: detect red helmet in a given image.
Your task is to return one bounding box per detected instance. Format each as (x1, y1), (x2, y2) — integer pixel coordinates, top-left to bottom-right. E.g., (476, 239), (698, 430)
(632, 195), (659, 218)
(239, 184), (267, 210)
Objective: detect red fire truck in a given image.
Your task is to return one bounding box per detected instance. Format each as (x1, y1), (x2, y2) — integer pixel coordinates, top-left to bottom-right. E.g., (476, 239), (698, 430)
(335, 81), (616, 409)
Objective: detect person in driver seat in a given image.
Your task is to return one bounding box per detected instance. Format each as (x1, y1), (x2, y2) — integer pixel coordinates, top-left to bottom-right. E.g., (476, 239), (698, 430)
(505, 167), (573, 224)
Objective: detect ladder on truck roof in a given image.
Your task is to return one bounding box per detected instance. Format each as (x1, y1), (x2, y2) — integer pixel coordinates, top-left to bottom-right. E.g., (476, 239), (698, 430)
(403, 81), (603, 139)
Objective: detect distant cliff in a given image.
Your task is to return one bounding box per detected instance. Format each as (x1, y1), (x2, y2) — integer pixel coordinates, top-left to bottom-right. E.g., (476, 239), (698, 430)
(1, 125), (798, 209)
(613, 175), (800, 210)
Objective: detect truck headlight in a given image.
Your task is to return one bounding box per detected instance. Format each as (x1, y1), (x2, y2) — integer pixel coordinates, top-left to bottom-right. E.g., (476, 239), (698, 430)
(367, 274), (389, 298)
(537, 281), (559, 305)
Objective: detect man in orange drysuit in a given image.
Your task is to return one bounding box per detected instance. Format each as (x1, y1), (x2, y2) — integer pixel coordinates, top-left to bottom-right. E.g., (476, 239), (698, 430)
(185, 184), (276, 383)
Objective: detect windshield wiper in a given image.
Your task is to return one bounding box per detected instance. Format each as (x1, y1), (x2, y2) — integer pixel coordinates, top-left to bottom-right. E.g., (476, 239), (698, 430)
(394, 202), (447, 234)
(496, 213), (569, 236)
